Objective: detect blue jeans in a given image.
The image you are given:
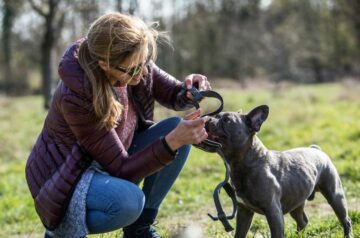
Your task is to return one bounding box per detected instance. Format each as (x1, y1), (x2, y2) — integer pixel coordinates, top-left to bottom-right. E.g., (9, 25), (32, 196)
(86, 117), (191, 234)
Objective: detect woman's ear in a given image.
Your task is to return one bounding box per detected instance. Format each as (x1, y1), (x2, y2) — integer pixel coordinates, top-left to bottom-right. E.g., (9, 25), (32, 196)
(98, 60), (109, 71)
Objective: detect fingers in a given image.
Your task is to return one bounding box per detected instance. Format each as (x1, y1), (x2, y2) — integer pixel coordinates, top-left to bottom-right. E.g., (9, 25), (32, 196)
(205, 80), (212, 90)
(199, 128), (208, 142)
(185, 74), (212, 92)
(184, 109), (209, 126)
(198, 75), (207, 90)
(186, 91), (194, 100)
(175, 112), (209, 145)
(184, 109), (201, 120)
(192, 126), (208, 144)
(184, 76), (193, 90)
(187, 116), (208, 127)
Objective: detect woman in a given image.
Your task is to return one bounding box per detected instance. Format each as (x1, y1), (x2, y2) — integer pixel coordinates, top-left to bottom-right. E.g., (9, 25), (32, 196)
(25, 12), (211, 238)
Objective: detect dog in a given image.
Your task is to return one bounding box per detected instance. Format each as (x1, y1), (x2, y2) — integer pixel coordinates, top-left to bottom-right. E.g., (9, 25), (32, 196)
(203, 105), (352, 238)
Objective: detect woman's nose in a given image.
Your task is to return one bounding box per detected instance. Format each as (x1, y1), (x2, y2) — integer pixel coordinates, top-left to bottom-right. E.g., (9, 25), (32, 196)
(141, 65), (149, 76)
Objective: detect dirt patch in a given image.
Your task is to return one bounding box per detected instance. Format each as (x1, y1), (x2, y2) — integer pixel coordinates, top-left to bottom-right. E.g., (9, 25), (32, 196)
(337, 79), (360, 102)
(306, 198), (360, 217)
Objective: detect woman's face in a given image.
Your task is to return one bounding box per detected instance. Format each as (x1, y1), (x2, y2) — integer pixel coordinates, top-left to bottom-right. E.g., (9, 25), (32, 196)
(99, 48), (149, 86)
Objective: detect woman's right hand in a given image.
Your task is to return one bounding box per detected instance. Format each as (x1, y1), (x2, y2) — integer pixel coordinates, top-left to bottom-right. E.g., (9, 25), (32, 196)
(165, 109), (208, 151)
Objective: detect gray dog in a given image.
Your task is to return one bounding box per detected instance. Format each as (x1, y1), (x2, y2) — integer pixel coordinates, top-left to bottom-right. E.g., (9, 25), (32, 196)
(204, 105), (352, 238)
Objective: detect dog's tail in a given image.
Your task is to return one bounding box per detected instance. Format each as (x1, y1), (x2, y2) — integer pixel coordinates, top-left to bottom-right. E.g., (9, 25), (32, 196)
(310, 144), (322, 150)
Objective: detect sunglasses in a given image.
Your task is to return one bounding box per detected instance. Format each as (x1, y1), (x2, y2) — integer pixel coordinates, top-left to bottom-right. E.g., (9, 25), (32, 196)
(115, 58), (150, 77)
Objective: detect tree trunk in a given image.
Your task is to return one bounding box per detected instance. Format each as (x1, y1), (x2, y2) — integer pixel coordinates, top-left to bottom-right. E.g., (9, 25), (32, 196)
(42, 3), (56, 109)
(41, 40), (53, 109)
(117, 0), (122, 12)
(128, 0), (138, 15)
(29, 0), (64, 109)
(2, 0), (14, 94)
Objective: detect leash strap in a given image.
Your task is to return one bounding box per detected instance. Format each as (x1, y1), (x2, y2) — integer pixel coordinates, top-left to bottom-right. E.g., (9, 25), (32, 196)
(180, 85), (224, 117)
(194, 144), (238, 232)
(207, 151), (238, 232)
(207, 169), (237, 231)
(185, 84), (237, 232)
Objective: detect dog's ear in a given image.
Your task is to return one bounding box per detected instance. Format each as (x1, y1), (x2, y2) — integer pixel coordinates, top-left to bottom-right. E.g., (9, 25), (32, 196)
(245, 105), (269, 132)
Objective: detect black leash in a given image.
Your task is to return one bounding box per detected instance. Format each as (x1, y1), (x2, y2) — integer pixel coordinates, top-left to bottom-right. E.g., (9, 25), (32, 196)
(185, 85), (237, 232)
(195, 145), (238, 232)
(180, 85), (224, 117)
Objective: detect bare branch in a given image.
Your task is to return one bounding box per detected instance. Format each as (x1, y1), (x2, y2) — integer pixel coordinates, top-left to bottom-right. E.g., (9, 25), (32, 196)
(28, 0), (47, 17)
(54, 11), (66, 44)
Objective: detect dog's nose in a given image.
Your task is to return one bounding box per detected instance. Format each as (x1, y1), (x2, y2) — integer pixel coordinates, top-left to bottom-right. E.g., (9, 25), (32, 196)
(205, 117), (215, 131)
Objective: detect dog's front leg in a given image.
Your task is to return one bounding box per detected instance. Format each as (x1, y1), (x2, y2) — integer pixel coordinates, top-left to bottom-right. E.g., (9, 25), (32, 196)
(234, 204), (254, 238)
(263, 204), (284, 238)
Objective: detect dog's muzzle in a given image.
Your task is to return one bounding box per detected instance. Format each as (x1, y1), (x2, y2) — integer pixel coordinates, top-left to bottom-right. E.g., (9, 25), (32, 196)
(194, 120), (222, 153)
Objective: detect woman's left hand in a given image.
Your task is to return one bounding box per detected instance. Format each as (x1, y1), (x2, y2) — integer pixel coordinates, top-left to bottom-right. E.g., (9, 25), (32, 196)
(184, 74), (212, 100)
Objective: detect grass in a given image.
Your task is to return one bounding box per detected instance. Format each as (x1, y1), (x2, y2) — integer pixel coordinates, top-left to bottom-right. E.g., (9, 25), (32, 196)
(0, 81), (359, 237)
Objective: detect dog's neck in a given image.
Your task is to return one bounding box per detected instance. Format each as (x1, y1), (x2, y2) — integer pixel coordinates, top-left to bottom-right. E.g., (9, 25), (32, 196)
(226, 135), (268, 168)
(249, 136), (268, 159)
(226, 136), (268, 196)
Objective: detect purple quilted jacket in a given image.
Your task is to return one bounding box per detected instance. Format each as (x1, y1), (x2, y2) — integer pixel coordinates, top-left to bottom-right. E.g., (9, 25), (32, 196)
(25, 40), (191, 229)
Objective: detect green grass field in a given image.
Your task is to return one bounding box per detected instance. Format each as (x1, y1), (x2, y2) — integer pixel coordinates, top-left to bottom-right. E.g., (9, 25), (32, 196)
(0, 81), (359, 237)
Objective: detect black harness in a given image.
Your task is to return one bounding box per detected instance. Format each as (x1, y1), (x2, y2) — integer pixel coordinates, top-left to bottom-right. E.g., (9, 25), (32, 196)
(184, 86), (238, 232)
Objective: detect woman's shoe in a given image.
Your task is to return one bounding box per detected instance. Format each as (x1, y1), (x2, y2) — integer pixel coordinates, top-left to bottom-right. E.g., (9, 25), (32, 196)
(44, 231), (53, 238)
(122, 208), (160, 238)
(123, 224), (160, 238)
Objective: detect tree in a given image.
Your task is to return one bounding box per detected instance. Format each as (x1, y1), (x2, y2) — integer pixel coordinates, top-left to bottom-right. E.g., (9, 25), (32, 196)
(28, 0), (68, 108)
(335, 0), (360, 75)
(73, 0), (98, 34)
(2, 0), (23, 94)
(116, 0), (122, 12)
(335, 0), (360, 47)
(116, 0), (138, 15)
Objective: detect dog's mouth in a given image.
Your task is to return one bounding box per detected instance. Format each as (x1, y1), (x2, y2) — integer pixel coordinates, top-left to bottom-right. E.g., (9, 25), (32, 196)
(193, 119), (224, 152)
(207, 132), (220, 142)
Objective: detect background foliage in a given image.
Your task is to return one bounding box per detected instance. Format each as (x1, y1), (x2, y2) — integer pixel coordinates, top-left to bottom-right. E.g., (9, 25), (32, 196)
(0, 0), (359, 100)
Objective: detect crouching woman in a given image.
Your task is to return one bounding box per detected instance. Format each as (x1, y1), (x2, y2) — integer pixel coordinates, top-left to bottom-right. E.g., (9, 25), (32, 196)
(25, 12), (210, 238)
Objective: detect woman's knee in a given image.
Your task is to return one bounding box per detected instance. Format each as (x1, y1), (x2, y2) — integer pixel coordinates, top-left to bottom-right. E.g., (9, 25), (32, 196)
(161, 116), (182, 133)
(87, 174), (145, 228)
(167, 116), (182, 126)
(178, 144), (191, 161)
(110, 184), (145, 226)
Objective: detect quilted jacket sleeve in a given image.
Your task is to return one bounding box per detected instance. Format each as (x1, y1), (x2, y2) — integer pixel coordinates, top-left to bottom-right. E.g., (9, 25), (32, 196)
(60, 92), (176, 182)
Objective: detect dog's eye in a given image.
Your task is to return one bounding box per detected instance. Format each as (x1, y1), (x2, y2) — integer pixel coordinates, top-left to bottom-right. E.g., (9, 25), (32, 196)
(223, 117), (231, 123)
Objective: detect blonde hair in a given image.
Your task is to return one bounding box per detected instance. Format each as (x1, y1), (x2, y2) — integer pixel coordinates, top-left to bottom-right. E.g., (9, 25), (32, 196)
(78, 12), (162, 130)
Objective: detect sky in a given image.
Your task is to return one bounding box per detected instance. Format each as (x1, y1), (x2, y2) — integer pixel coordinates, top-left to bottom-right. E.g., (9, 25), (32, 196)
(137, 0), (273, 20)
(14, 0), (273, 40)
